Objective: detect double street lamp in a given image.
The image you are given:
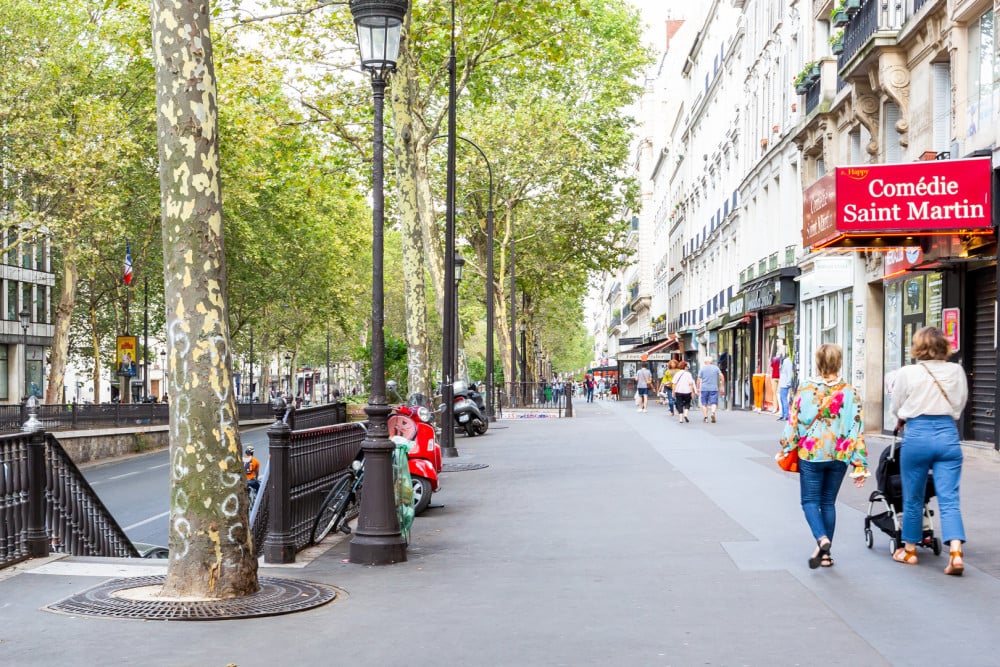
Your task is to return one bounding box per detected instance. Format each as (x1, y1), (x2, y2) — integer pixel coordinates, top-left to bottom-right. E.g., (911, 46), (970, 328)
(348, 0), (408, 565)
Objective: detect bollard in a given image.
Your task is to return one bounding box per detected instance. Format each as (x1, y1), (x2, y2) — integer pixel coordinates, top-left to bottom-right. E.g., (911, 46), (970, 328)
(23, 398), (48, 557)
(563, 381), (573, 418)
(262, 397), (295, 564)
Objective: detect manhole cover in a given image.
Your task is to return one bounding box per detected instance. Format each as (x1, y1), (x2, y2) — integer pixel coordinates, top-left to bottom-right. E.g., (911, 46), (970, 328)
(46, 575), (337, 621)
(441, 462), (489, 472)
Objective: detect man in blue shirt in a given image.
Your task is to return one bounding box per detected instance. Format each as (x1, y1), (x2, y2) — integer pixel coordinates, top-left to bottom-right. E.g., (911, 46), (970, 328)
(697, 357), (724, 423)
(778, 355), (795, 420)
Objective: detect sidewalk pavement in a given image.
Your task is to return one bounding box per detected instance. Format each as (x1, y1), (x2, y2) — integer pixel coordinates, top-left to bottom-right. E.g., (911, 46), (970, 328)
(2, 400), (999, 666)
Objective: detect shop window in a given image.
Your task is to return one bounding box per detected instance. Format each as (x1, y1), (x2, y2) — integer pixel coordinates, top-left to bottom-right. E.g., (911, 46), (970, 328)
(966, 11), (996, 138)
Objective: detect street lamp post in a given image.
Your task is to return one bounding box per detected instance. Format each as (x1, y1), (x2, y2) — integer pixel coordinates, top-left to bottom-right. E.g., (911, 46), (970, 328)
(347, 0), (408, 565)
(454, 251), (465, 375)
(453, 136), (495, 421)
(159, 349), (166, 400)
(19, 308), (29, 401)
(440, 0), (459, 459)
(284, 352), (292, 396)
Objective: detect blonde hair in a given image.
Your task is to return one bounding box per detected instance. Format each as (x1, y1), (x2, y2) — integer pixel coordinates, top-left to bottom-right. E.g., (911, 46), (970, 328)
(815, 344), (843, 377)
(910, 326), (951, 361)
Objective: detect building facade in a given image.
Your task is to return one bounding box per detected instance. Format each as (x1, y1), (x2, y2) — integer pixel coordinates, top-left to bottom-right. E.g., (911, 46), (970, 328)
(593, 0), (999, 444)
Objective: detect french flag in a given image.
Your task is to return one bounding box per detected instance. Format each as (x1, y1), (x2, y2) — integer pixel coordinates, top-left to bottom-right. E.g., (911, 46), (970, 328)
(124, 243), (133, 286)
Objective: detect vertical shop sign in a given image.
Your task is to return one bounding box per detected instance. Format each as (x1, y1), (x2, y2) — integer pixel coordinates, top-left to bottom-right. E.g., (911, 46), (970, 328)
(942, 308), (960, 352)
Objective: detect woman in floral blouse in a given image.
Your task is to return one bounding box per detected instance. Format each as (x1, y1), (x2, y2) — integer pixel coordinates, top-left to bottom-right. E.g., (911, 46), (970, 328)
(780, 344), (869, 568)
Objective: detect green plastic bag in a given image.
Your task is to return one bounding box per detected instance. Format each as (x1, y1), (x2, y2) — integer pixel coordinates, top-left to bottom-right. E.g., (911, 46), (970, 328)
(391, 436), (415, 542)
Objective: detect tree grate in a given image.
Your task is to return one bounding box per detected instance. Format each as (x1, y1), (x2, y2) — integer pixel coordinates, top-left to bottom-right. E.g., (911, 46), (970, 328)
(46, 575), (338, 621)
(441, 462), (489, 472)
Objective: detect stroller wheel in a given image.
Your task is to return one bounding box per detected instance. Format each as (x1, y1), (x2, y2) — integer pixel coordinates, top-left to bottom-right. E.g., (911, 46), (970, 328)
(865, 528), (874, 549)
(888, 537), (898, 556)
(932, 537), (942, 556)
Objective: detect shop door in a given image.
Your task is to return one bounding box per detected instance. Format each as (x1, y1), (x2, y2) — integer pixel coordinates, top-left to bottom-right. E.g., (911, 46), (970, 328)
(965, 268), (996, 443)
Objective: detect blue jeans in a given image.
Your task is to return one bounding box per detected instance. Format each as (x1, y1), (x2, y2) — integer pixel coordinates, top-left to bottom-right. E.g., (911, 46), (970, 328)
(779, 386), (791, 419)
(799, 459), (848, 542)
(900, 415), (965, 544)
(586, 388), (594, 403)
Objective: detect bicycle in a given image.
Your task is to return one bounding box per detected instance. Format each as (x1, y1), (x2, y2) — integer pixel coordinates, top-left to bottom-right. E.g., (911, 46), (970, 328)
(311, 457), (364, 543)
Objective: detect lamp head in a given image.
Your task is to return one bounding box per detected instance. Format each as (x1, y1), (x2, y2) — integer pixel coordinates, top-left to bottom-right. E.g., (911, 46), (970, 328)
(348, 0), (409, 77)
(18, 308), (29, 328)
(454, 251), (465, 283)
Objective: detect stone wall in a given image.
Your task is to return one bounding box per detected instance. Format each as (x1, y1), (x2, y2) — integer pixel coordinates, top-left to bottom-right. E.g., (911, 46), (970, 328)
(57, 427), (170, 465)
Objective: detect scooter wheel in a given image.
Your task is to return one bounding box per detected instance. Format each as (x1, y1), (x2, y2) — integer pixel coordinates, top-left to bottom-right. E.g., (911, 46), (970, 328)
(411, 475), (433, 514)
(464, 422), (477, 437)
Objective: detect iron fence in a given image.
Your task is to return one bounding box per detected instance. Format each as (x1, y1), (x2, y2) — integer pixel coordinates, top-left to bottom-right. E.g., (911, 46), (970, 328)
(253, 419), (365, 561)
(1, 429), (138, 569)
(0, 400), (347, 434)
(496, 382), (571, 416)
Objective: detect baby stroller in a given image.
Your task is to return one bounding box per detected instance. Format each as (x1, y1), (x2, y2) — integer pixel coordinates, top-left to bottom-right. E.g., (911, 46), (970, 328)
(863, 435), (942, 556)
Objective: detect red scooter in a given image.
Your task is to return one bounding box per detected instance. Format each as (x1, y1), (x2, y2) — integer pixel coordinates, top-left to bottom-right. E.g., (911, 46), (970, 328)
(387, 383), (442, 514)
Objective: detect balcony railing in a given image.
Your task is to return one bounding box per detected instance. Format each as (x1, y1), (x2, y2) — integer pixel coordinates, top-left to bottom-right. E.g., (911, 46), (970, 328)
(838, 0), (878, 69)
(837, 0), (909, 72)
(805, 77), (822, 115)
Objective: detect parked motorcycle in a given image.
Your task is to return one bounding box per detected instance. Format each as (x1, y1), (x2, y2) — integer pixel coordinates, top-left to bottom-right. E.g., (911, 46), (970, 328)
(453, 380), (488, 437)
(387, 382), (442, 514)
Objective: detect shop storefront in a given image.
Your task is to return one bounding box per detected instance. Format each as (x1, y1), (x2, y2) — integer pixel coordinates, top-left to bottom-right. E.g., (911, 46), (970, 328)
(736, 269), (799, 411)
(718, 295), (752, 409)
(803, 157), (997, 442)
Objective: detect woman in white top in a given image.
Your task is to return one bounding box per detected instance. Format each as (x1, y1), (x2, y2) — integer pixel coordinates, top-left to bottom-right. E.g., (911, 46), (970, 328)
(671, 361), (696, 424)
(890, 326), (969, 575)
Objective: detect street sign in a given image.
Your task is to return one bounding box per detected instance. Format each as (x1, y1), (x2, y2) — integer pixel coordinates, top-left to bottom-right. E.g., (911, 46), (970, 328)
(618, 337), (643, 345)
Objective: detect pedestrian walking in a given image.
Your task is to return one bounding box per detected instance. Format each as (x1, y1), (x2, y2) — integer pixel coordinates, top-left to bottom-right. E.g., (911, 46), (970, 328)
(779, 343), (868, 569)
(889, 326), (969, 575)
(778, 354), (795, 421)
(697, 357), (724, 423)
(671, 361), (695, 423)
(659, 359), (677, 415)
(635, 363), (653, 412)
(585, 374), (595, 403)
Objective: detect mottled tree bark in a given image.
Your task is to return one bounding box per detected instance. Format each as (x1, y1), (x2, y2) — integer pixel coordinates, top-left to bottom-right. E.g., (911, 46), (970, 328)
(151, 0), (257, 598)
(391, 56), (431, 398)
(45, 246), (78, 405)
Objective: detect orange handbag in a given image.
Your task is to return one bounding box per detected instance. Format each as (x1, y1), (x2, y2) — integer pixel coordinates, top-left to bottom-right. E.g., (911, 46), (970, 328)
(776, 449), (800, 473)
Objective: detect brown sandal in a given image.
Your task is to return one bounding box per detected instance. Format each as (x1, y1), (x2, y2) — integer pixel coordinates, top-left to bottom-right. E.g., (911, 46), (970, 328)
(944, 549), (964, 576)
(893, 547), (918, 565)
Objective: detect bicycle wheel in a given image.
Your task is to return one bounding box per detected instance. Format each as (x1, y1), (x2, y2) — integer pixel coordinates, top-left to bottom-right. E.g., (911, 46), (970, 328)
(311, 476), (354, 543)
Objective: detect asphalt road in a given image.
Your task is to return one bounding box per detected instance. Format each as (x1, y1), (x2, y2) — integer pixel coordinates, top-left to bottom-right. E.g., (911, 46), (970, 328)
(81, 425), (271, 548)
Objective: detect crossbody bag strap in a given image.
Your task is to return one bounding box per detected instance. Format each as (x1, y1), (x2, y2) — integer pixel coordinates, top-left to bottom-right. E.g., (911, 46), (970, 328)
(919, 363), (953, 411)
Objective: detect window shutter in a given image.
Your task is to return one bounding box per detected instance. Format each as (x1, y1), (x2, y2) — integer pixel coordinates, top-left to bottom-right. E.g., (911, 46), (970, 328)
(932, 62), (951, 153)
(884, 102), (902, 162)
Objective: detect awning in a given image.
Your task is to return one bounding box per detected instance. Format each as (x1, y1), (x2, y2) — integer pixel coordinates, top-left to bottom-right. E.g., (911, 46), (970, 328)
(720, 315), (752, 331)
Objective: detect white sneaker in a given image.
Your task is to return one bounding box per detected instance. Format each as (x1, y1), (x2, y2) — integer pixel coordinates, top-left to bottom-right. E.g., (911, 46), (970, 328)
(636, 407), (642, 412)
(642, 408), (647, 412)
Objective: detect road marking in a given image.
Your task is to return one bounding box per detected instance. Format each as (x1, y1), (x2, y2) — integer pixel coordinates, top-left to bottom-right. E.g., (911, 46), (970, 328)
(90, 462), (169, 486)
(124, 511), (170, 531)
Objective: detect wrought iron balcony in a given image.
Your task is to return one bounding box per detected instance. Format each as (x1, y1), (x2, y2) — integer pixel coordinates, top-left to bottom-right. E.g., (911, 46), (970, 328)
(805, 77), (822, 115)
(837, 0), (909, 75)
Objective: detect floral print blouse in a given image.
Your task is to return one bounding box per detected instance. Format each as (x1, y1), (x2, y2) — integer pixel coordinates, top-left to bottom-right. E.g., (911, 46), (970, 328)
(780, 376), (868, 472)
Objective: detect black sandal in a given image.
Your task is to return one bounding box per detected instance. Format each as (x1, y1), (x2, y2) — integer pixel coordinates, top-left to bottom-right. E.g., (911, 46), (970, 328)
(820, 553), (834, 567)
(809, 539), (831, 569)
